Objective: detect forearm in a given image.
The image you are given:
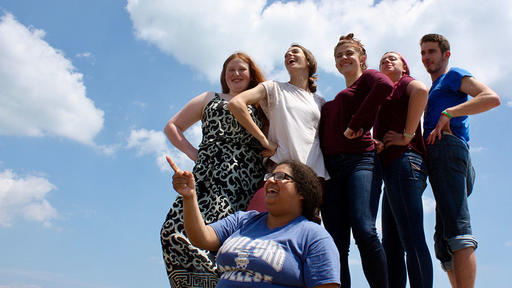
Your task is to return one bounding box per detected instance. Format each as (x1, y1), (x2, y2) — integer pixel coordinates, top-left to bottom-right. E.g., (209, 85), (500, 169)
(164, 122), (198, 161)
(182, 194), (219, 251)
(228, 98), (268, 145)
(445, 92), (500, 118)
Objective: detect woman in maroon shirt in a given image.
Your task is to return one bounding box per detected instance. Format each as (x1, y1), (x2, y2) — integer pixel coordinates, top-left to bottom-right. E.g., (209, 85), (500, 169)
(319, 33), (393, 288)
(374, 52), (432, 288)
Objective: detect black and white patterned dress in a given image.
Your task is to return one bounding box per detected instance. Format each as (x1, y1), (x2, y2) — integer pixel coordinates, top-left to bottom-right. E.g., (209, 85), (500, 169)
(161, 94), (265, 287)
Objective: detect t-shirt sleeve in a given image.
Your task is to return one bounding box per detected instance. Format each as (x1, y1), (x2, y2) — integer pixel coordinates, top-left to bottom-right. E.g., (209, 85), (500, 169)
(303, 227), (341, 287)
(260, 80), (277, 115)
(446, 68), (473, 93)
(210, 211), (249, 244)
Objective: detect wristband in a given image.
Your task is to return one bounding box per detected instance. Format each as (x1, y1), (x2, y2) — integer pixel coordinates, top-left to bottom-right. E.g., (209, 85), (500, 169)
(403, 131), (415, 139)
(441, 110), (453, 119)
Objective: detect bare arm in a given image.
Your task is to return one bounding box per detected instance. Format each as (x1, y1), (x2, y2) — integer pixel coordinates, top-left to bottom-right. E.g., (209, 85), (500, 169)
(427, 76), (501, 144)
(166, 156), (220, 251)
(383, 80), (428, 147)
(228, 84), (277, 156)
(164, 92), (213, 161)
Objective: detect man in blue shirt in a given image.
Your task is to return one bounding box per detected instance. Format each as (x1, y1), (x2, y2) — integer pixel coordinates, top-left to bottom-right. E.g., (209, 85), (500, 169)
(420, 33), (500, 288)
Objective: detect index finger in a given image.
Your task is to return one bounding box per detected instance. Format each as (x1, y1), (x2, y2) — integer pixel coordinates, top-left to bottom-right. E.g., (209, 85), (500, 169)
(166, 155), (182, 173)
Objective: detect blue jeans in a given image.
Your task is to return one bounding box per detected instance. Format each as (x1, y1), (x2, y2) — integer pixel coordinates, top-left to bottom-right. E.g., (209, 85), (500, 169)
(427, 134), (477, 271)
(322, 151), (388, 288)
(382, 150), (433, 288)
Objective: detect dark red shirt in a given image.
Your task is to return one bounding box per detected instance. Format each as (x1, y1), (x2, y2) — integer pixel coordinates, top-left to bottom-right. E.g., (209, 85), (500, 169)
(373, 75), (426, 166)
(320, 69), (393, 155)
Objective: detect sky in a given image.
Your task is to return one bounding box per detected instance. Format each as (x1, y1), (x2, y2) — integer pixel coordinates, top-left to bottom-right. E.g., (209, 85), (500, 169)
(0, 0), (511, 287)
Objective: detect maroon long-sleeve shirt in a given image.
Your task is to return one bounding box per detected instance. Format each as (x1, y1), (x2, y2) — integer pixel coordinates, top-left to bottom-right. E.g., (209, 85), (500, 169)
(320, 69), (393, 155)
(373, 75), (426, 166)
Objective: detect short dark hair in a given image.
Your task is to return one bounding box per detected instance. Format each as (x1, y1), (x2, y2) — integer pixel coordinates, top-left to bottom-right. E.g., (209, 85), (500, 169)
(420, 33), (450, 53)
(277, 160), (322, 224)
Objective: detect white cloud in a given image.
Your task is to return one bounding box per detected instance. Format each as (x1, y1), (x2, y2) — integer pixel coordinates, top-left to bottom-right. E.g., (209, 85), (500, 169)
(126, 0), (512, 89)
(506, 241), (512, 247)
(507, 100), (512, 107)
(422, 195), (436, 215)
(0, 13), (104, 145)
(126, 123), (201, 172)
(0, 169), (57, 227)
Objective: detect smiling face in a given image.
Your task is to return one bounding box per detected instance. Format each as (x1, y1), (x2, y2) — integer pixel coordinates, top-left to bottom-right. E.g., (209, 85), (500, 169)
(379, 52), (407, 82)
(263, 164), (303, 217)
(420, 41), (450, 77)
(334, 43), (365, 78)
(224, 57), (251, 95)
(284, 46), (309, 74)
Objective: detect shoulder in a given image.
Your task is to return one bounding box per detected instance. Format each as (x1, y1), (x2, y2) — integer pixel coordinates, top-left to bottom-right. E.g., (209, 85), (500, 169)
(362, 69), (393, 86)
(449, 67), (472, 78)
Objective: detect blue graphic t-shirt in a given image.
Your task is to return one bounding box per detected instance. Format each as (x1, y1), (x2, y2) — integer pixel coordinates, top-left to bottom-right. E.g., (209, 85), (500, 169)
(210, 211), (340, 288)
(423, 67), (472, 145)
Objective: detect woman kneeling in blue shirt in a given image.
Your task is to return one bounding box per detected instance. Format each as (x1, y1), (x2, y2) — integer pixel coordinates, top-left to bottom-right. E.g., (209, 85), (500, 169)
(166, 155), (340, 288)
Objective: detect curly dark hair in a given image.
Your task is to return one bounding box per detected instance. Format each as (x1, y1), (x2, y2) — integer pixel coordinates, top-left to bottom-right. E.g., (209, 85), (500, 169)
(277, 160), (322, 224)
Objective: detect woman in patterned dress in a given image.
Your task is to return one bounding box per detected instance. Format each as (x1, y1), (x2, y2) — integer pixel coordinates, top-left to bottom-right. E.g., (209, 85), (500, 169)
(161, 52), (266, 287)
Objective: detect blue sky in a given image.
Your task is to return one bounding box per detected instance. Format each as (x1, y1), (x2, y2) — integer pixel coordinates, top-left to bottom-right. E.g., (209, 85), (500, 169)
(0, 0), (511, 287)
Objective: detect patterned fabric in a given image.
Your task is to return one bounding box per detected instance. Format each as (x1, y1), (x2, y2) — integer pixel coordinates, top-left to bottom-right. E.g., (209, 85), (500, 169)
(161, 94), (265, 287)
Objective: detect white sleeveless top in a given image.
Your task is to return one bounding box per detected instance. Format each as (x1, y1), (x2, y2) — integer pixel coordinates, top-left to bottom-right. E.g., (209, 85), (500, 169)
(260, 81), (329, 179)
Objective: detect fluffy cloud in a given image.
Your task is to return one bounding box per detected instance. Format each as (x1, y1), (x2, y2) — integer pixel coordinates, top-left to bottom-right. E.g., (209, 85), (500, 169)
(127, 0), (512, 89)
(0, 13), (104, 145)
(0, 169), (57, 227)
(126, 123), (201, 172)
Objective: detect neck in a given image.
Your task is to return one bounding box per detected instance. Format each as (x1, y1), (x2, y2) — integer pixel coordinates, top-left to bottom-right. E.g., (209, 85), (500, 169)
(266, 212), (300, 229)
(430, 66), (449, 82)
(344, 70), (363, 87)
(288, 71), (310, 91)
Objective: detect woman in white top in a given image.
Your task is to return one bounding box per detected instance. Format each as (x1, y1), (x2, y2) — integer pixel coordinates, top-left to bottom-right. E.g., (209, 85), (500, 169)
(228, 44), (328, 183)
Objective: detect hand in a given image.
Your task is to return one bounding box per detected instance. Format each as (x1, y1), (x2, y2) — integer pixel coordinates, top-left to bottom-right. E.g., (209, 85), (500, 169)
(373, 139), (384, 154)
(166, 155), (196, 199)
(383, 130), (411, 148)
(426, 114), (452, 145)
(344, 127), (364, 139)
(261, 139), (277, 157)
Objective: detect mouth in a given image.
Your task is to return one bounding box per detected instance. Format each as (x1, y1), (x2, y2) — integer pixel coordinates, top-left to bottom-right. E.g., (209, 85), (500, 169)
(265, 187), (279, 198)
(287, 58), (296, 65)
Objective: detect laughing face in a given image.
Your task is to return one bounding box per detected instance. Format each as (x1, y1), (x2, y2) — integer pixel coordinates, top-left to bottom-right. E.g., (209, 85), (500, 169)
(284, 46), (308, 74)
(334, 44), (365, 77)
(263, 164), (303, 216)
(225, 57), (251, 95)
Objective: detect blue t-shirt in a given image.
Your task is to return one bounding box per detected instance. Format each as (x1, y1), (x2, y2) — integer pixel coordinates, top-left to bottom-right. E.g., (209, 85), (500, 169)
(210, 211), (340, 288)
(423, 67), (472, 144)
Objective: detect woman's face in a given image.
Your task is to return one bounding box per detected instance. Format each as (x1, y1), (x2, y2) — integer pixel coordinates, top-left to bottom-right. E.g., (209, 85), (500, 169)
(334, 44), (364, 77)
(225, 58), (251, 95)
(379, 52), (406, 80)
(263, 164), (303, 215)
(284, 46), (308, 74)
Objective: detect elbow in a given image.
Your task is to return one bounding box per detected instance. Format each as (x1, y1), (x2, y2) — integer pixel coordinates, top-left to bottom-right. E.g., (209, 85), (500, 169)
(492, 94), (501, 108)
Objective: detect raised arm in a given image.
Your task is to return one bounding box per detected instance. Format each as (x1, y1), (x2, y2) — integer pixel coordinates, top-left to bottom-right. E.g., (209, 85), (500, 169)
(383, 80), (428, 147)
(164, 92), (213, 161)
(427, 76), (501, 144)
(228, 84), (277, 156)
(166, 156), (220, 251)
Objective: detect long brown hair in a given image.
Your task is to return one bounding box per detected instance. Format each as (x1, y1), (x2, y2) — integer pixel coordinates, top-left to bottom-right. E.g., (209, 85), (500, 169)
(220, 52), (265, 94)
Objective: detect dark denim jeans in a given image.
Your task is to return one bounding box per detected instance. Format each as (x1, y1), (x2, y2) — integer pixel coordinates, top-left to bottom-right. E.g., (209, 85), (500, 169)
(381, 150), (433, 288)
(322, 151), (388, 288)
(427, 133), (477, 271)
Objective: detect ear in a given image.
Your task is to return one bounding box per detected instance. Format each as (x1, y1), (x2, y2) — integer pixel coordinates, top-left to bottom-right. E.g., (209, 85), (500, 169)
(444, 50), (451, 60)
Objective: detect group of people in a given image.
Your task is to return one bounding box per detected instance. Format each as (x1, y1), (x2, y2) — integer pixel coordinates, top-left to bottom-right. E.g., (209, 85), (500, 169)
(160, 33), (500, 288)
